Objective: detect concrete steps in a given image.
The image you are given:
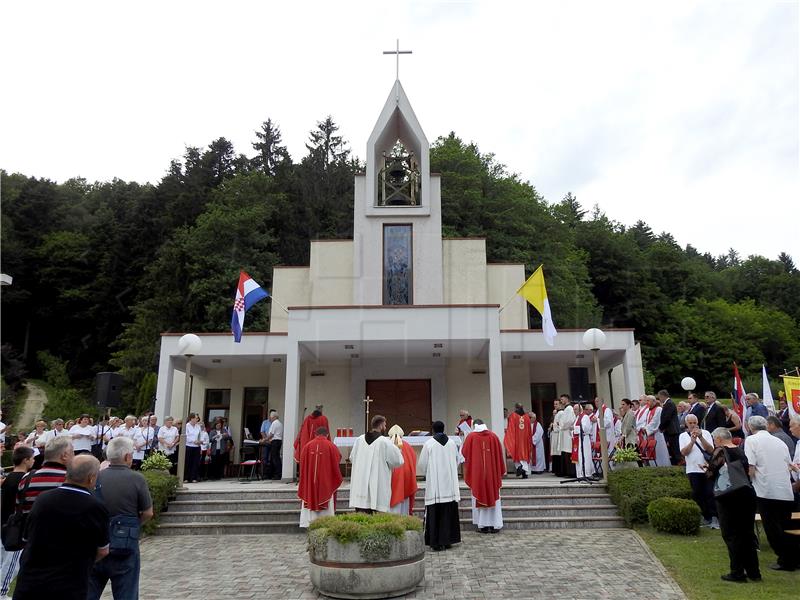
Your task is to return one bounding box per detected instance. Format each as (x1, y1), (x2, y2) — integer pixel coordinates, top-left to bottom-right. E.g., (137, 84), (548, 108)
(156, 480), (623, 535)
(166, 493), (614, 512)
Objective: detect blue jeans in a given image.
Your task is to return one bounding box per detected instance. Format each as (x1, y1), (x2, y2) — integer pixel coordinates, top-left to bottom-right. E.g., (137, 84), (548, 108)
(87, 546), (140, 600)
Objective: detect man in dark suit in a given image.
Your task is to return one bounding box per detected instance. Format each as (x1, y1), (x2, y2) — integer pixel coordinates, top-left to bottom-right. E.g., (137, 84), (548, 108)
(702, 391), (727, 432)
(777, 399), (791, 436)
(658, 389), (681, 465)
(687, 392), (706, 424)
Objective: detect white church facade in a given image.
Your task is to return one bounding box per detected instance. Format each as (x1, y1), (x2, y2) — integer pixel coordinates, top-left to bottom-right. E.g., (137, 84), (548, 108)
(154, 80), (645, 480)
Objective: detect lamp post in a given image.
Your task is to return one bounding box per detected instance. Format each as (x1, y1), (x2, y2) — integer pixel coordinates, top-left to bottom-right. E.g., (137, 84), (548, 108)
(681, 377), (696, 394)
(176, 334), (202, 485)
(583, 328), (609, 482)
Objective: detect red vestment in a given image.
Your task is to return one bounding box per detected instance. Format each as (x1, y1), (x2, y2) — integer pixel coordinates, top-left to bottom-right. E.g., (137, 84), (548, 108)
(293, 413), (331, 462)
(297, 434), (342, 511)
(390, 442), (418, 513)
(504, 412), (532, 462)
(462, 429), (505, 508)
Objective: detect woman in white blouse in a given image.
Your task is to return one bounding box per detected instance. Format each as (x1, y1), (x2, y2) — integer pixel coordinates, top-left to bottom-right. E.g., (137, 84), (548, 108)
(69, 414), (97, 455)
(184, 413), (203, 483)
(158, 416), (180, 474)
(25, 420), (48, 467)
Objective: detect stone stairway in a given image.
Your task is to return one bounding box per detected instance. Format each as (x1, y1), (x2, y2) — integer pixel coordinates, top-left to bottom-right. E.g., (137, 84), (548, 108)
(156, 479), (623, 536)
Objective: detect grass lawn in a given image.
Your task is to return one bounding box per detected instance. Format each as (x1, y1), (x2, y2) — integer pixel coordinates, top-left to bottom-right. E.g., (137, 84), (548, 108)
(637, 525), (798, 599)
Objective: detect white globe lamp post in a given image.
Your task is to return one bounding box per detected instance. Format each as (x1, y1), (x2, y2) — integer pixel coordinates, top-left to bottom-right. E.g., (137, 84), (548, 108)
(582, 328), (609, 481)
(176, 334), (202, 485)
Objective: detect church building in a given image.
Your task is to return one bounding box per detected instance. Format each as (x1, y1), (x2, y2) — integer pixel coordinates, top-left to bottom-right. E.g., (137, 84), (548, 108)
(154, 78), (645, 480)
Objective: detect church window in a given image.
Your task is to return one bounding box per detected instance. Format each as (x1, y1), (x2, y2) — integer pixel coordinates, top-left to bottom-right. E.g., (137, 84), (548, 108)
(383, 224), (413, 305)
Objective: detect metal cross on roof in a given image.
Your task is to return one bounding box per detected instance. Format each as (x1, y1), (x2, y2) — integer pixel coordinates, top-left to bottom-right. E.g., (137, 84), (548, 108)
(383, 39), (412, 80)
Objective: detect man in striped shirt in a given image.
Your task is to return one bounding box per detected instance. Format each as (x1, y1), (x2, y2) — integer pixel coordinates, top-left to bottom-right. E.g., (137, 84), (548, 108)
(1, 437), (74, 598)
(17, 436), (74, 513)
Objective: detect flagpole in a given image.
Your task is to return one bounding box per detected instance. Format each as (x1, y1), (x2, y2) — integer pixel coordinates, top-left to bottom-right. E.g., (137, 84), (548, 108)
(498, 290), (520, 313)
(270, 296), (289, 314)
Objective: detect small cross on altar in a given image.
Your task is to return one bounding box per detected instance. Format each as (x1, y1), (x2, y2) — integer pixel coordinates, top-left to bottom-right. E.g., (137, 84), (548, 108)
(383, 39), (412, 81)
(363, 395), (374, 432)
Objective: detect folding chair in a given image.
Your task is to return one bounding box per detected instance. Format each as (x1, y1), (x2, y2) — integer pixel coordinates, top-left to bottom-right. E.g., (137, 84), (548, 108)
(238, 459), (261, 482)
(639, 438), (657, 466)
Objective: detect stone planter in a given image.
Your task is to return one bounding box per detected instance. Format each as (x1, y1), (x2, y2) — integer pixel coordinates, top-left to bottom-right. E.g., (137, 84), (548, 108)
(309, 530), (425, 599)
(613, 461), (639, 470)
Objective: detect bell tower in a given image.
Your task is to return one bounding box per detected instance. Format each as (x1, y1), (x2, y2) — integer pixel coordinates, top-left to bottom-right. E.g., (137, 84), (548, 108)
(352, 64), (443, 305)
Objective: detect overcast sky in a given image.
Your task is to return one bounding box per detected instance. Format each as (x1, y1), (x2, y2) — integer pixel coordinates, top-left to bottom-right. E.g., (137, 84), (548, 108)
(2, 1), (797, 260)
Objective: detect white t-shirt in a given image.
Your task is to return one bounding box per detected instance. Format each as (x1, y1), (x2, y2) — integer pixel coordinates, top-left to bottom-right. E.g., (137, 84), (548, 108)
(133, 427), (155, 460)
(792, 443), (800, 483)
(0, 420), (6, 444)
(38, 428), (69, 448)
(268, 419), (283, 441)
(26, 430), (47, 456)
(116, 426), (138, 445)
(744, 430), (793, 501)
(679, 429), (713, 474)
(69, 424), (96, 452)
(158, 426), (179, 455)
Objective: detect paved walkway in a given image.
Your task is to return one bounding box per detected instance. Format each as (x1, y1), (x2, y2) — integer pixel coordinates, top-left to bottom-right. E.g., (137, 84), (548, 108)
(120, 529), (685, 600)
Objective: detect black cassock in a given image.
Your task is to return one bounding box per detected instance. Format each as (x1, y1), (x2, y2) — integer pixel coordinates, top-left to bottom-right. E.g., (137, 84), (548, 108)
(424, 501), (461, 547)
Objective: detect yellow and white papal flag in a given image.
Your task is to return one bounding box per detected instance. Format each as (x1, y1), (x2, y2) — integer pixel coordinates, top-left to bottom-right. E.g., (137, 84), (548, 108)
(516, 265), (558, 346)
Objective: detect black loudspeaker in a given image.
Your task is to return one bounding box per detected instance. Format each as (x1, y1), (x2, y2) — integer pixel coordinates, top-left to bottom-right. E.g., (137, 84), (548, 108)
(95, 372), (123, 407)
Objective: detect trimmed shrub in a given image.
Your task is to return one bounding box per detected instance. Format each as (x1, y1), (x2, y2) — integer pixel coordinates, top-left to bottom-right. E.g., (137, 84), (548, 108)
(141, 470), (180, 535)
(647, 497), (701, 535)
(608, 466), (692, 525)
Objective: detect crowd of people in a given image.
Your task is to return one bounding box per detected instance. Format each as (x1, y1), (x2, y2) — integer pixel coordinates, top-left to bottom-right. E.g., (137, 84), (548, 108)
(2, 390), (797, 592)
(0, 411), (236, 483)
(0, 434), (153, 599)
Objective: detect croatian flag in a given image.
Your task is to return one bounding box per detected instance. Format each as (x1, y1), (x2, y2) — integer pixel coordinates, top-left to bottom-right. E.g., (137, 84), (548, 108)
(231, 271), (269, 343)
(732, 362), (748, 437)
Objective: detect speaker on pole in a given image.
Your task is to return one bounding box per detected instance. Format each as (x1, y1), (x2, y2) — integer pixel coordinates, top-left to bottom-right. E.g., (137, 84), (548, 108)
(95, 372), (123, 407)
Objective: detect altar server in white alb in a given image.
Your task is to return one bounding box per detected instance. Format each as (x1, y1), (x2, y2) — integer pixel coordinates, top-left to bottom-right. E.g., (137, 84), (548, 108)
(529, 412), (546, 474)
(644, 395), (671, 466)
(594, 397), (616, 455)
(418, 421), (462, 551)
(573, 403), (597, 478)
(348, 415), (404, 513)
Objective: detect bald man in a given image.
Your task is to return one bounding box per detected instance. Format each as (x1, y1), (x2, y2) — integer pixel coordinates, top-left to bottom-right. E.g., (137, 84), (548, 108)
(13, 455), (110, 600)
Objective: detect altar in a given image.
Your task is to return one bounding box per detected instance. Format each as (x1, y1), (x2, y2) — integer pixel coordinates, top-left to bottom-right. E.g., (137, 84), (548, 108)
(333, 435), (462, 476)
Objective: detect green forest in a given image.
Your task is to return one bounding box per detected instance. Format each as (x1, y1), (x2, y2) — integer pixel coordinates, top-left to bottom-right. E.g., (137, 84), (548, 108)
(2, 117), (799, 418)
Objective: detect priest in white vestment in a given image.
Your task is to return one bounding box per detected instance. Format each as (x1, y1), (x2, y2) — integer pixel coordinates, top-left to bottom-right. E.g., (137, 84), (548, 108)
(529, 413), (546, 474)
(595, 397), (616, 456)
(559, 400), (576, 477)
(348, 415), (404, 513)
(573, 404), (597, 479)
(644, 396), (671, 466)
(550, 402), (562, 475)
(418, 420), (462, 551)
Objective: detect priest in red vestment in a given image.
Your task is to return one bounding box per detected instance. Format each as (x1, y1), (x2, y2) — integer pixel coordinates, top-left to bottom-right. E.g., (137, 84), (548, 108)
(297, 426), (342, 527)
(388, 425), (418, 515)
(454, 409), (473, 436)
(293, 405), (331, 463)
(504, 403), (532, 478)
(461, 419), (505, 533)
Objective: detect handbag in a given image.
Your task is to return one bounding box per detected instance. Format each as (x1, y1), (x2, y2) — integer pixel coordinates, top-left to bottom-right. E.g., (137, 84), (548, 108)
(693, 439), (713, 462)
(108, 514), (140, 556)
(713, 450), (752, 497)
(1, 470), (37, 551)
